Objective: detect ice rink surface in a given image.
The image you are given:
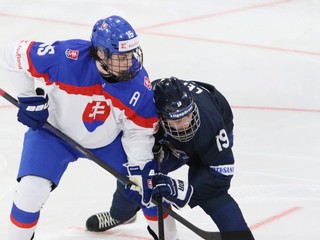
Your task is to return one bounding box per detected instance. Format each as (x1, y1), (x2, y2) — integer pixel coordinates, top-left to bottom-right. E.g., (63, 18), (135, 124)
(0, 0), (320, 239)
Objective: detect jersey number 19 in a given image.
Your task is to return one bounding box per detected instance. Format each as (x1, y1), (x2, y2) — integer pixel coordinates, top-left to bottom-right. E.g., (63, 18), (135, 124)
(216, 129), (229, 152)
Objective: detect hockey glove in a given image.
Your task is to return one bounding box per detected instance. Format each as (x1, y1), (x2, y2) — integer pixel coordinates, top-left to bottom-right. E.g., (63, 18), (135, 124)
(125, 160), (158, 207)
(17, 88), (49, 130)
(152, 174), (193, 209)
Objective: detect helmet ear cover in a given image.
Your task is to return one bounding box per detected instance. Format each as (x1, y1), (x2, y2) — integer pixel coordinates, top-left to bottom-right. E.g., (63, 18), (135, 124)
(154, 77), (201, 142)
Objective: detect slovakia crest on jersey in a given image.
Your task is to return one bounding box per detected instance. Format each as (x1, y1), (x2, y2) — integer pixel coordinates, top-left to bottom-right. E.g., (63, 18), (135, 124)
(65, 49), (79, 60)
(144, 76), (151, 89)
(82, 101), (110, 132)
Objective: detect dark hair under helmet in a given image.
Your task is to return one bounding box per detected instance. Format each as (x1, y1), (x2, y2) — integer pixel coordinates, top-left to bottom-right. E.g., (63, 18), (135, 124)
(153, 77), (200, 142)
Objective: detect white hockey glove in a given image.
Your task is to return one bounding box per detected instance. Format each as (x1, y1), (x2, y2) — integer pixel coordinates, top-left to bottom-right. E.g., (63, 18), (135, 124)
(125, 160), (158, 207)
(152, 174), (193, 209)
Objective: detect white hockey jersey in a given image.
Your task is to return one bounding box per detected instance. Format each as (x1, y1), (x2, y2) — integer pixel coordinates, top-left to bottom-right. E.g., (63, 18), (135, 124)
(2, 39), (159, 166)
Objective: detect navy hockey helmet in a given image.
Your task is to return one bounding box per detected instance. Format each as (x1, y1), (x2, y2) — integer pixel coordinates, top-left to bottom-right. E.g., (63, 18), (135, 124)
(91, 15), (143, 81)
(153, 77), (201, 142)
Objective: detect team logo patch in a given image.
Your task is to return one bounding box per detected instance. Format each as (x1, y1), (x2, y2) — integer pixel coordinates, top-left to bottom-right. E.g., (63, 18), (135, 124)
(65, 49), (79, 60)
(147, 179), (153, 189)
(144, 76), (151, 89)
(82, 101), (110, 132)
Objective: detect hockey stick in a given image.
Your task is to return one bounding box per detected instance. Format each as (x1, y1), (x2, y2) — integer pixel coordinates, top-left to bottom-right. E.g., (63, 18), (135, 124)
(0, 88), (221, 240)
(155, 152), (164, 240)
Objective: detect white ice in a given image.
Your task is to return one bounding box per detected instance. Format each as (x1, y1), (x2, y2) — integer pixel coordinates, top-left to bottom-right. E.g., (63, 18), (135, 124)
(1, 0), (320, 239)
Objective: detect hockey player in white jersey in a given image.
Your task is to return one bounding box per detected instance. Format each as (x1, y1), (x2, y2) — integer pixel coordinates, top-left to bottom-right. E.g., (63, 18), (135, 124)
(2, 15), (159, 240)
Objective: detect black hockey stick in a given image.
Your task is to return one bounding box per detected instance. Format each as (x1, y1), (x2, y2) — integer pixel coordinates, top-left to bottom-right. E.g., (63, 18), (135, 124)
(0, 88), (221, 240)
(155, 149), (165, 240)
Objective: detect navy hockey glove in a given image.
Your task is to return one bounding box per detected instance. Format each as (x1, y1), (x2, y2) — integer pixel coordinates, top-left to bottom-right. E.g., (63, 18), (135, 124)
(125, 160), (158, 207)
(17, 89), (49, 130)
(152, 174), (193, 209)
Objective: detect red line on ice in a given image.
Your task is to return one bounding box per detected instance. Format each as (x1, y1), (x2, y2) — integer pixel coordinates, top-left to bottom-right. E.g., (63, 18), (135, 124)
(250, 206), (302, 230)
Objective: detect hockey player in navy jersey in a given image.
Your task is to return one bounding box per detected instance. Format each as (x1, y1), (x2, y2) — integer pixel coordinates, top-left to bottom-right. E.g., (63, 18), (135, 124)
(150, 77), (255, 240)
(2, 15), (159, 240)
(87, 77), (255, 240)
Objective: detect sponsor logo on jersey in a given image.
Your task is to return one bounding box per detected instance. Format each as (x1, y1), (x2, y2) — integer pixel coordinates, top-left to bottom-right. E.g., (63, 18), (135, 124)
(144, 76), (151, 90)
(65, 49), (79, 60)
(209, 164), (234, 176)
(82, 101), (110, 132)
(16, 40), (30, 69)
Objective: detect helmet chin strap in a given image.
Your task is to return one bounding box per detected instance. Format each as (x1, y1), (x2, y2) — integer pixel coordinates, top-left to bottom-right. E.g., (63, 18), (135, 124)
(97, 61), (131, 82)
(96, 60), (113, 78)
(100, 62), (111, 75)
(95, 49), (114, 76)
